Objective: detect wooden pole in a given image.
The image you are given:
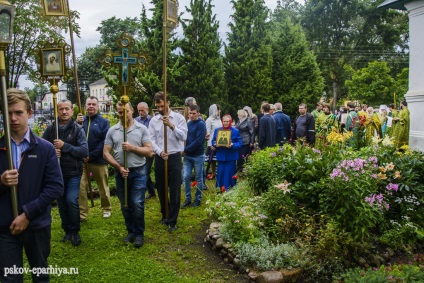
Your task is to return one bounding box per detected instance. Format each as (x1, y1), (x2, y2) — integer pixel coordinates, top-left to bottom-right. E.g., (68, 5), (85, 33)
(163, 0), (169, 220)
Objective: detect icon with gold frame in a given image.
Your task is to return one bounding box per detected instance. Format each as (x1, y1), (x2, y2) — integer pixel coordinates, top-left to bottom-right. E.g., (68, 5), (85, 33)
(216, 130), (231, 147)
(42, 0), (67, 16)
(167, 0), (178, 24)
(41, 48), (65, 76)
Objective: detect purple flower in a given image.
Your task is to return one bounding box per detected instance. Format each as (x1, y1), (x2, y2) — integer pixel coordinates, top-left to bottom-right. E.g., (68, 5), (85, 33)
(386, 183), (399, 192)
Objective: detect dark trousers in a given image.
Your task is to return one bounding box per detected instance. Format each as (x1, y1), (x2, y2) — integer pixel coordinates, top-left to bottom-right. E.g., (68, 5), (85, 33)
(155, 153), (182, 226)
(145, 157), (155, 196)
(0, 225), (51, 283)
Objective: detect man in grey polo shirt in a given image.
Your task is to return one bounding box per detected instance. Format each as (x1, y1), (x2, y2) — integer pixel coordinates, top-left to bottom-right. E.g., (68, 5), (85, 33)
(103, 102), (153, 248)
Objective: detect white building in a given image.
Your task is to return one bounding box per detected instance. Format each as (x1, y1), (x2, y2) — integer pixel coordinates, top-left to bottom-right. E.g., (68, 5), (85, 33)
(42, 84), (68, 112)
(89, 77), (114, 113)
(379, 0), (424, 151)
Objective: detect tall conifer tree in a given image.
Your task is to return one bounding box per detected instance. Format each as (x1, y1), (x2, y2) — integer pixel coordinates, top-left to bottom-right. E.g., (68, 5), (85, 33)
(178, 0), (227, 112)
(224, 0), (273, 114)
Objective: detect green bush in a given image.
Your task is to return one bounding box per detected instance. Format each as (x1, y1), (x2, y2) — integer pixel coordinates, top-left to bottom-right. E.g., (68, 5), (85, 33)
(339, 264), (424, 282)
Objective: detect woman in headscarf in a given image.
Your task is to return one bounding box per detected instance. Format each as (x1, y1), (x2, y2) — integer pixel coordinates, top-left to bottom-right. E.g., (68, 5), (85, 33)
(211, 114), (242, 191)
(243, 106), (258, 137)
(235, 109), (254, 171)
(205, 104), (222, 179)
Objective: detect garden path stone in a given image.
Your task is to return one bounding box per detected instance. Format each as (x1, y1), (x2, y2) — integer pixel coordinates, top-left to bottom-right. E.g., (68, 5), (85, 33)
(257, 271), (283, 283)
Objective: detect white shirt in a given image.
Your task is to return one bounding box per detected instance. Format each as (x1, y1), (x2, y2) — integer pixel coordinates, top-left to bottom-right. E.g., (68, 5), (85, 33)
(149, 110), (187, 155)
(205, 117), (222, 146)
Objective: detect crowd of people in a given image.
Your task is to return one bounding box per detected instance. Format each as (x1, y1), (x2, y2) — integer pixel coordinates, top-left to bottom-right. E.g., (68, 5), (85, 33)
(0, 88), (411, 281)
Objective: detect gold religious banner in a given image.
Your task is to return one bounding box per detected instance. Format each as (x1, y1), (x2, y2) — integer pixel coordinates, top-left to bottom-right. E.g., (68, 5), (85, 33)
(98, 32), (151, 96)
(42, 0), (68, 16)
(98, 32), (151, 207)
(34, 37), (72, 139)
(166, 0), (178, 31)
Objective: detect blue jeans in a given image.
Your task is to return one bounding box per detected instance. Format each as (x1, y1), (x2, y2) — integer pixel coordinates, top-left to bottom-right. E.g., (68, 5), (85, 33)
(183, 155), (204, 202)
(115, 165), (147, 237)
(58, 176), (81, 234)
(0, 226), (51, 282)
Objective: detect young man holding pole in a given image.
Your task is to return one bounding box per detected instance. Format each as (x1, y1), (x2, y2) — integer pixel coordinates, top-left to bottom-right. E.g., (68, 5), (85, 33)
(0, 89), (63, 282)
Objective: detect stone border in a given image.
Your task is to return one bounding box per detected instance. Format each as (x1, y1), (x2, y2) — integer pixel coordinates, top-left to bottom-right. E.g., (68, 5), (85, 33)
(204, 222), (303, 283)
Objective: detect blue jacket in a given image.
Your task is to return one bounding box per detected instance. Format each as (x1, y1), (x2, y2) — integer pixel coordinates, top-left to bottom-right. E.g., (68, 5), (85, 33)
(185, 119), (206, 157)
(0, 130), (64, 231)
(259, 114), (277, 149)
(273, 111), (292, 144)
(83, 114), (110, 164)
(212, 127), (242, 161)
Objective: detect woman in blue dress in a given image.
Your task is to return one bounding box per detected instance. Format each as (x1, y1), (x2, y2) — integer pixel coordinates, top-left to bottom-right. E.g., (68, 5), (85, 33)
(211, 114), (242, 191)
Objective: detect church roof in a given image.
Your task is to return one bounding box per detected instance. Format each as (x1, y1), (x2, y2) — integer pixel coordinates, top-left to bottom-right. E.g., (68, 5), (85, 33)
(378, 0), (412, 10)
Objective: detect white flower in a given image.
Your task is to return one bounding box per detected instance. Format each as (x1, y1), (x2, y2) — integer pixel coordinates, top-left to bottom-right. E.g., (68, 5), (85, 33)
(274, 180), (292, 194)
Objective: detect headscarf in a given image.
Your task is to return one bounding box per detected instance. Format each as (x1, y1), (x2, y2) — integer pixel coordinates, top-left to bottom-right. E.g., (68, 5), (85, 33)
(222, 114), (233, 130)
(184, 97), (196, 106)
(208, 104), (220, 119)
(379, 105), (389, 114)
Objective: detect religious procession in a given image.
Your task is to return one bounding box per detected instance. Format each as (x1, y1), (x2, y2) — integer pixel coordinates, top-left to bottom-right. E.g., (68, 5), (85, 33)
(1, 0), (423, 282)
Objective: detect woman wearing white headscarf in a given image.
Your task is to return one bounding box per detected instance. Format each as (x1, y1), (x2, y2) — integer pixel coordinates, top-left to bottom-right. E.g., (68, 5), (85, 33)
(205, 104), (222, 179)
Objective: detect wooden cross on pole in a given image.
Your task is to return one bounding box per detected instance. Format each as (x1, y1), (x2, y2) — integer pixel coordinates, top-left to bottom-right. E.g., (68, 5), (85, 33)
(99, 32), (151, 207)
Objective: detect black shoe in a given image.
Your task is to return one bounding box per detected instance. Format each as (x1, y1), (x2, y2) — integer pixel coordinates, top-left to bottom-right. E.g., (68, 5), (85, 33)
(61, 234), (71, 243)
(70, 233), (81, 246)
(168, 225), (177, 233)
(159, 218), (167, 225)
(124, 233), (135, 243)
(181, 200), (192, 209)
(134, 236), (144, 248)
(191, 200), (201, 207)
(145, 193), (155, 199)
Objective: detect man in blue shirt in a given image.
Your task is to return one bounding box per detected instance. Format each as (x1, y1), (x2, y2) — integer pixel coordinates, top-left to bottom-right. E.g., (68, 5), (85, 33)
(181, 105), (207, 208)
(135, 102), (155, 199)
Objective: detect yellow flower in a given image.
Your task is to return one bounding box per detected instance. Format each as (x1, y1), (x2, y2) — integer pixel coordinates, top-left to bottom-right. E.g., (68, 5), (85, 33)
(386, 162), (395, 171)
(394, 171), (401, 179)
(379, 166), (387, 173)
(377, 172), (387, 180)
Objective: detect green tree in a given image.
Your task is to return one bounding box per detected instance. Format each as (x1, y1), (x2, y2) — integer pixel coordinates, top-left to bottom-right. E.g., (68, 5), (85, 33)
(270, 8), (324, 117)
(345, 61), (394, 106)
(96, 16), (141, 51)
(301, 0), (408, 109)
(224, 0), (273, 114)
(6, 0), (80, 88)
(178, 0), (227, 113)
(139, 0), (182, 105)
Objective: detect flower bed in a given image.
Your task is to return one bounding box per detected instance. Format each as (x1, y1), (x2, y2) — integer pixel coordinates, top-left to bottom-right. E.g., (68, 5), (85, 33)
(207, 142), (424, 282)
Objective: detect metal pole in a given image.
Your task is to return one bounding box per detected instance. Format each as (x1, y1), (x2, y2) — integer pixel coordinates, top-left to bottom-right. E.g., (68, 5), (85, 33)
(163, 0), (169, 220)
(0, 47), (18, 218)
(51, 79), (59, 140)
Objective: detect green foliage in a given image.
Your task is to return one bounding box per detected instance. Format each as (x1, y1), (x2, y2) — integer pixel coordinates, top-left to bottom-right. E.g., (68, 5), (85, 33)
(270, 11), (324, 117)
(96, 16), (141, 51)
(339, 264), (424, 283)
(345, 61), (396, 106)
(178, 0), (227, 113)
(7, 0), (80, 88)
(224, 0), (273, 114)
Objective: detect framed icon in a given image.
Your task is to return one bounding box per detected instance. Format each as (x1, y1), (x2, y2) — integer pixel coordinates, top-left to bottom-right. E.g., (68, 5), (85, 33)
(43, 0), (67, 16)
(167, 0), (178, 24)
(41, 48), (64, 76)
(216, 130), (231, 147)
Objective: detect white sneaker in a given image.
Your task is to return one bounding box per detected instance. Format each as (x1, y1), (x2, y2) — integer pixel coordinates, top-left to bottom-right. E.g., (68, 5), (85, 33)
(103, 211), (111, 218)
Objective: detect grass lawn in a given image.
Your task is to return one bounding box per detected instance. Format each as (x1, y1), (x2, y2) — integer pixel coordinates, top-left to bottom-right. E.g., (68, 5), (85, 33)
(28, 180), (248, 282)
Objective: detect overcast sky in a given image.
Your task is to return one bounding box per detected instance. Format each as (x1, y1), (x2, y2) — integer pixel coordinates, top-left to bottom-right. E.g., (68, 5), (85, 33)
(20, 0), (301, 88)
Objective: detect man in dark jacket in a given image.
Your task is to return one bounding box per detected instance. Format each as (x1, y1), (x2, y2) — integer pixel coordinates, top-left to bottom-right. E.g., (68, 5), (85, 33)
(292, 103), (316, 145)
(272, 102), (291, 145)
(0, 89), (63, 282)
(43, 99), (88, 246)
(258, 103), (276, 149)
(77, 96), (111, 220)
(181, 105), (207, 208)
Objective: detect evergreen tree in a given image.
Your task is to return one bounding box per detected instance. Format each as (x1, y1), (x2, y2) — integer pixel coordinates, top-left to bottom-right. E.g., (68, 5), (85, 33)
(270, 8), (324, 118)
(178, 0), (227, 113)
(224, 0), (273, 114)
(139, 0), (181, 105)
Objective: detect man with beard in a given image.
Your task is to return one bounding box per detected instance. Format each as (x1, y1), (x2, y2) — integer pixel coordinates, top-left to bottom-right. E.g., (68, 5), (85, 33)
(149, 92), (187, 233)
(393, 100), (410, 148)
